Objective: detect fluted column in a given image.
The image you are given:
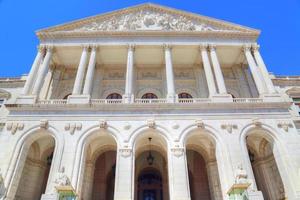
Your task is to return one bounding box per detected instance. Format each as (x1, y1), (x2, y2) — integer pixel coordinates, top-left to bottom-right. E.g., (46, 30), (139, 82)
(124, 44), (135, 103)
(23, 45), (45, 95)
(72, 46), (89, 95)
(200, 45), (217, 96)
(82, 45), (97, 95)
(164, 44), (176, 102)
(32, 46), (53, 96)
(243, 45), (266, 95)
(252, 44), (276, 94)
(209, 45), (227, 94)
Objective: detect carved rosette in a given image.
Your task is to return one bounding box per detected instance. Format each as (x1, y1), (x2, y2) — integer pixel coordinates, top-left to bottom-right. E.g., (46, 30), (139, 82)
(277, 121), (293, 132)
(171, 147), (185, 157)
(6, 122), (24, 135)
(119, 148), (132, 157)
(65, 123), (82, 135)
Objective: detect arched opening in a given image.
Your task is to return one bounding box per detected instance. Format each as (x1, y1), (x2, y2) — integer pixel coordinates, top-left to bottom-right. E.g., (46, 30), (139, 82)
(63, 93), (71, 99)
(15, 135), (55, 200)
(185, 130), (223, 200)
(178, 93), (193, 99)
(246, 131), (286, 200)
(80, 131), (117, 200)
(134, 131), (169, 200)
(142, 93), (158, 99)
(106, 93), (122, 99)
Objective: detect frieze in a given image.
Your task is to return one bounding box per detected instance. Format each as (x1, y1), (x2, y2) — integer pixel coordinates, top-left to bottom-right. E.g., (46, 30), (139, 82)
(73, 8), (231, 32)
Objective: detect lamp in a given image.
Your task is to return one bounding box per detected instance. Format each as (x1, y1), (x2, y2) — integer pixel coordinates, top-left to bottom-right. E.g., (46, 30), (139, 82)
(146, 137), (154, 165)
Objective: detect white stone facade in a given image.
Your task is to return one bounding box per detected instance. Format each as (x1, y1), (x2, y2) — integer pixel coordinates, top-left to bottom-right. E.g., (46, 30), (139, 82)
(0, 3), (300, 200)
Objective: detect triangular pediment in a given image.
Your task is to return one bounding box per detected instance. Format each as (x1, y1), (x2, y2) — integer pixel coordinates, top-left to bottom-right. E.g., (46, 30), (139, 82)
(37, 3), (260, 38)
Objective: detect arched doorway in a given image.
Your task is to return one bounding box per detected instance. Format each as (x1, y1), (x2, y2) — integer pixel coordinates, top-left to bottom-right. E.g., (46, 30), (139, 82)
(14, 135), (55, 200)
(137, 168), (163, 200)
(246, 132), (286, 200)
(185, 130), (223, 200)
(80, 131), (117, 200)
(134, 131), (169, 200)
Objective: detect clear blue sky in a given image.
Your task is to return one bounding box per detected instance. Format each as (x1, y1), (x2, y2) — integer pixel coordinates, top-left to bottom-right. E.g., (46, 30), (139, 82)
(0, 0), (299, 77)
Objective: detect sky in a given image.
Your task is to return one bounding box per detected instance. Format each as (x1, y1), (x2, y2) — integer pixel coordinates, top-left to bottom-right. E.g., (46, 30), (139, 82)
(0, 0), (299, 77)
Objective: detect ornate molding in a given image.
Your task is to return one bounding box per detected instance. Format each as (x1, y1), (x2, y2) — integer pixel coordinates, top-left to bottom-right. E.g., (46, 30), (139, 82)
(195, 119), (204, 129)
(221, 124), (238, 134)
(171, 147), (185, 157)
(99, 120), (108, 129)
(123, 123), (131, 130)
(147, 119), (156, 129)
(40, 119), (49, 129)
(277, 121), (293, 132)
(171, 122), (179, 129)
(65, 123), (82, 135)
(119, 148), (132, 157)
(252, 118), (262, 127)
(6, 122), (24, 135)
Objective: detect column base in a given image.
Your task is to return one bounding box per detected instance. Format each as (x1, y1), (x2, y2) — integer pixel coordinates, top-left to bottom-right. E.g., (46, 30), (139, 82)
(248, 190), (264, 200)
(211, 93), (233, 102)
(41, 193), (59, 200)
(15, 95), (37, 104)
(123, 94), (134, 103)
(67, 95), (90, 104)
(260, 93), (284, 102)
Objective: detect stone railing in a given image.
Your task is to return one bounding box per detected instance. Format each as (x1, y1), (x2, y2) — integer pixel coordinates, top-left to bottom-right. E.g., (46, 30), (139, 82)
(178, 98), (211, 103)
(35, 98), (265, 105)
(91, 99), (123, 104)
(134, 98), (168, 104)
(233, 98), (263, 103)
(38, 99), (67, 105)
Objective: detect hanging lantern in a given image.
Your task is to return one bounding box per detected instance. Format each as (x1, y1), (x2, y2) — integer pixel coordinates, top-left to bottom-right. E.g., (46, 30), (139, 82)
(146, 137), (154, 165)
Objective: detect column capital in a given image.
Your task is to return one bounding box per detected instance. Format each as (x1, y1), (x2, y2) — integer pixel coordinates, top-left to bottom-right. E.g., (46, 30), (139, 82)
(127, 44), (135, 51)
(251, 44), (260, 51)
(208, 44), (217, 51)
(81, 44), (90, 50)
(90, 44), (98, 51)
(163, 44), (172, 50)
(242, 45), (252, 52)
(199, 44), (208, 51)
(45, 45), (54, 52)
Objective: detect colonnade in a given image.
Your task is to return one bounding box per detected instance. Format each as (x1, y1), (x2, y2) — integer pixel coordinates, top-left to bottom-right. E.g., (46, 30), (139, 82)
(21, 44), (276, 102)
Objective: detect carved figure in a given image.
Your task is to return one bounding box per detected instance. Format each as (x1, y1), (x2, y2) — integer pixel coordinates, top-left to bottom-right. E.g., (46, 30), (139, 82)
(235, 164), (248, 184)
(55, 173), (71, 186)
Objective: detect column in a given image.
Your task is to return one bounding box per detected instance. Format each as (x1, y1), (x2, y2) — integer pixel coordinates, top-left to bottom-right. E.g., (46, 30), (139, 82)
(168, 146), (191, 200)
(243, 45), (266, 95)
(123, 45), (135, 103)
(164, 44), (176, 102)
(209, 45), (227, 94)
(32, 46), (53, 96)
(200, 45), (217, 96)
(22, 45), (45, 95)
(252, 45), (276, 94)
(82, 45), (97, 95)
(114, 148), (134, 200)
(72, 46), (89, 95)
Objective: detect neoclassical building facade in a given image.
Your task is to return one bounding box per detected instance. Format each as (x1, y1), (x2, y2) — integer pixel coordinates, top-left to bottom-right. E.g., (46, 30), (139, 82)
(0, 3), (300, 200)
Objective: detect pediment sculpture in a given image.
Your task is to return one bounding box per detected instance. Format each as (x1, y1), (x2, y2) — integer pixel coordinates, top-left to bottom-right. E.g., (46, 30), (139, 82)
(74, 9), (230, 32)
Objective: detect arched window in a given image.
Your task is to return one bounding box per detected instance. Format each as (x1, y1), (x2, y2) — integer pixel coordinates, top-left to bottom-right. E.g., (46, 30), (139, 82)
(106, 93), (122, 99)
(142, 93), (158, 99)
(178, 92), (193, 99)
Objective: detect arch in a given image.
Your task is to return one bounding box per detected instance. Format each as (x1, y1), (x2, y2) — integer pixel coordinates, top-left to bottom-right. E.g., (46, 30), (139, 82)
(178, 92), (193, 99)
(179, 123), (232, 200)
(137, 88), (162, 99)
(106, 93), (122, 99)
(63, 93), (71, 99)
(71, 125), (120, 195)
(102, 89), (124, 99)
(4, 125), (64, 199)
(142, 93), (158, 99)
(0, 89), (11, 100)
(239, 123), (297, 198)
(227, 89), (240, 98)
(176, 88), (197, 98)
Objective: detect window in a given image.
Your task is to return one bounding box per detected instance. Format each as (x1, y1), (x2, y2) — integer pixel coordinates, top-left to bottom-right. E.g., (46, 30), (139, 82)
(178, 93), (193, 99)
(63, 93), (71, 99)
(142, 93), (158, 99)
(106, 93), (122, 99)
